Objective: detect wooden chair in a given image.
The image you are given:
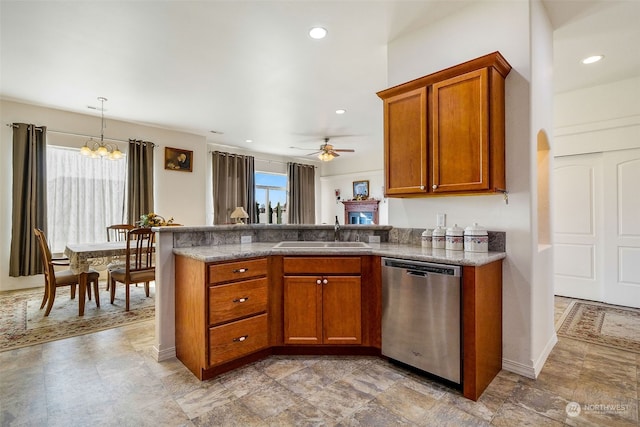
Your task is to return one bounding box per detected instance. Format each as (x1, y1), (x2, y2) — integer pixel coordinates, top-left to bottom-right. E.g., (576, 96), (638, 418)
(106, 224), (135, 290)
(34, 228), (100, 316)
(109, 228), (155, 311)
(106, 224), (135, 242)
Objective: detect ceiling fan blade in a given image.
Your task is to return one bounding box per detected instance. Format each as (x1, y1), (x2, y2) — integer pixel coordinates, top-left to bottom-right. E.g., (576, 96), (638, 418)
(289, 146), (318, 151)
(333, 149), (355, 153)
(305, 151), (322, 156)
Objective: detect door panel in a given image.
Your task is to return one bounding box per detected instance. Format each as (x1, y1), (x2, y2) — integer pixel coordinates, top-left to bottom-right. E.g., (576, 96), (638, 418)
(604, 150), (640, 307)
(553, 155), (603, 301)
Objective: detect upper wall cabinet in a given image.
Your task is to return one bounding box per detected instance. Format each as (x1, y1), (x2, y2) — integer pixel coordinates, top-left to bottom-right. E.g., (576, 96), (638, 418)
(377, 52), (512, 197)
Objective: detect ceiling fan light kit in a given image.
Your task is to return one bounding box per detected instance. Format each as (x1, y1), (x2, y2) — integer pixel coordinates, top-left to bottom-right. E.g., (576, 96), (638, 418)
(291, 137), (355, 162)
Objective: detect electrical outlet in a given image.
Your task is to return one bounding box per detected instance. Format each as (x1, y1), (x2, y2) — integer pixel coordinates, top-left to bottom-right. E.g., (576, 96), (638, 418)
(437, 213), (446, 227)
(240, 235), (252, 244)
(368, 235), (381, 243)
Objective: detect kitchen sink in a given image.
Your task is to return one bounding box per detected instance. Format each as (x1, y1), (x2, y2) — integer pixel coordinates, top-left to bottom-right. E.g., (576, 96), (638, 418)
(272, 241), (371, 249)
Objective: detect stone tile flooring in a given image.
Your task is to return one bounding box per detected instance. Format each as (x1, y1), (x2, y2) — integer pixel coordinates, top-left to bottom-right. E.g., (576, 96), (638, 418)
(0, 297), (638, 426)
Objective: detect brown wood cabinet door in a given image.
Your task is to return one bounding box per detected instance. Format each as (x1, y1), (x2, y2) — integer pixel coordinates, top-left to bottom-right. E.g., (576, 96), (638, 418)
(384, 87), (428, 195)
(322, 276), (362, 345)
(432, 68), (490, 193)
(283, 276), (322, 344)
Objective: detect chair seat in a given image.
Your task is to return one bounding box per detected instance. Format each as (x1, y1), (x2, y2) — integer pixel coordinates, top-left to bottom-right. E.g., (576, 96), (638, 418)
(110, 268), (155, 284)
(106, 260), (126, 270)
(54, 268), (100, 285)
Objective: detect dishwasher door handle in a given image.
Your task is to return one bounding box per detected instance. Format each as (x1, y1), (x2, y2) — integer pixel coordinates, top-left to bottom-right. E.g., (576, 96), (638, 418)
(406, 270), (428, 278)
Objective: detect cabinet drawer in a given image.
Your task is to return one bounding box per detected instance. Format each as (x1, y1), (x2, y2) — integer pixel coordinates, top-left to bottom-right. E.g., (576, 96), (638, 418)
(208, 258), (267, 284)
(209, 277), (267, 325)
(208, 314), (268, 366)
(283, 257), (361, 274)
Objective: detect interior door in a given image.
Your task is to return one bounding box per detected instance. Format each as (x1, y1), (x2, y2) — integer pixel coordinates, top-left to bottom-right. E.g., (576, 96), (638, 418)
(603, 149), (640, 308)
(553, 154), (604, 301)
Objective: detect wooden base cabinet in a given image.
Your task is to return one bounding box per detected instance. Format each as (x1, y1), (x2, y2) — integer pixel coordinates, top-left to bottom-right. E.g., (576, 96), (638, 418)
(283, 257), (362, 345)
(462, 260), (503, 401)
(175, 255), (269, 380)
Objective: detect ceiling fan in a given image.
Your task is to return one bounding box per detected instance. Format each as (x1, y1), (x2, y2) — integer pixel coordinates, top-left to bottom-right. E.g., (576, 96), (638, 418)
(291, 138), (355, 162)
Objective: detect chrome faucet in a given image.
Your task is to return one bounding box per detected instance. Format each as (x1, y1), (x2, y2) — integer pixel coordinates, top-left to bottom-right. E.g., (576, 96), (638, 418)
(334, 216), (341, 242)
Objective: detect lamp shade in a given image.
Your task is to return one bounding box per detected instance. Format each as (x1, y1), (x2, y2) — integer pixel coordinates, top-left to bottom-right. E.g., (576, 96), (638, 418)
(230, 206), (249, 224)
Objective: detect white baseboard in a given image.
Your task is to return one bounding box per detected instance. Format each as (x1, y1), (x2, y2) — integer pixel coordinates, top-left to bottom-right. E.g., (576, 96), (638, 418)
(502, 358), (536, 379)
(153, 345), (177, 362)
(502, 332), (558, 379)
(533, 332), (558, 377)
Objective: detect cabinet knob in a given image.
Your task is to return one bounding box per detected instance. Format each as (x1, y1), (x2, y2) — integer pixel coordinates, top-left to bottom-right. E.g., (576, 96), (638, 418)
(432, 184), (438, 190)
(233, 297), (249, 303)
(233, 268), (248, 273)
(233, 335), (248, 342)
(420, 185), (425, 190)
(316, 279), (322, 285)
(322, 278), (328, 285)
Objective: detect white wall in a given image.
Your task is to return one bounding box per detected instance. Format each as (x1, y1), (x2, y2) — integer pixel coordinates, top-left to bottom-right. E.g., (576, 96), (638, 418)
(529, 0), (557, 376)
(1, 100), (208, 291)
(322, 0), (552, 377)
(554, 76), (640, 156)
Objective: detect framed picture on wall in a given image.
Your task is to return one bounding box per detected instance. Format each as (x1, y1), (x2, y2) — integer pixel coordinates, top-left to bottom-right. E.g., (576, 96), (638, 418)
(165, 147), (193, 172)
(352, 180), (369, 199)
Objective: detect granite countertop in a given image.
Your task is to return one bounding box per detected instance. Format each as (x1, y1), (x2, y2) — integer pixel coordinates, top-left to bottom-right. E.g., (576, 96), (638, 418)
(173, 242), (505, 267)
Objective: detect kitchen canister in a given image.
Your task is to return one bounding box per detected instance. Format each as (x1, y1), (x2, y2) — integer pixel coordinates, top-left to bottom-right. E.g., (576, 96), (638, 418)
(421, 229), (433, 248)
(464, 222), (489, 252)
(431, 226), (446, 249)
(445, 224), (464, 251)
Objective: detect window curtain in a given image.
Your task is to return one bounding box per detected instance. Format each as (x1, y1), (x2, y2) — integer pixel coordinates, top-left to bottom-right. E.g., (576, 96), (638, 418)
(287, 162), (315, 224)
(127, 139), (154, 225)
(46, 146), (127, 253)
(10, 123), (47, 276)
(212, 151), (256, 224)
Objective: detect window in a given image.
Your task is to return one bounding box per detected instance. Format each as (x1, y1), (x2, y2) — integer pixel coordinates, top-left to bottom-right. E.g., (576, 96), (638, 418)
(46, 145), (127, 253)
(255, 172), (287, 224)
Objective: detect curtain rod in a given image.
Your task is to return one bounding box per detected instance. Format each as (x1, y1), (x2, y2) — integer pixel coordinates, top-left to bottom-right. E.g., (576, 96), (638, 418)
(209, 150), (316, 167)
(7, 123), (157, 146)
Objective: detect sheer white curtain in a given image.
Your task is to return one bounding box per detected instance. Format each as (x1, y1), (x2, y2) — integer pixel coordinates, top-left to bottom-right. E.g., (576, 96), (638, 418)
(46, 145), (127, 253)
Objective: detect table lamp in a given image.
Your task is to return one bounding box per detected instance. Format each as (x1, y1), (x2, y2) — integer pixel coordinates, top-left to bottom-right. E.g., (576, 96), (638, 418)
(230, 206), (249, 224)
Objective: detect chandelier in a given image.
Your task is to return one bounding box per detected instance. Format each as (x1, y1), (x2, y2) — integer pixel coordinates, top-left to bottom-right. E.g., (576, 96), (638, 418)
(79, 97), (123, 160)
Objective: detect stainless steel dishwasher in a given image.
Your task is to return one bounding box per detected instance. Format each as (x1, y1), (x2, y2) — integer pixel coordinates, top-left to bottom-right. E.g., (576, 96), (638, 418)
(381, 257), (461, 384)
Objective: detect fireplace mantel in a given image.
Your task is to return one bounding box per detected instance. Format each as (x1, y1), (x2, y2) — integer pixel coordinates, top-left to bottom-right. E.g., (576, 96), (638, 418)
(342, 199), (380, 225)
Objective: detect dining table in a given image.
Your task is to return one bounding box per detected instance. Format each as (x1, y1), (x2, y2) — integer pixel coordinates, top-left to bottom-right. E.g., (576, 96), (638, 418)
(64, 241), (128, 316)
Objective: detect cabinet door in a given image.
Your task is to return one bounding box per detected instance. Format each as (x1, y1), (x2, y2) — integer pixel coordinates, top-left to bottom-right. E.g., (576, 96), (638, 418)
(322, 276), (362, 345)
(283, 276), (322, 344)
(384, 87), (428, 195)
(432, 68), (489, 193)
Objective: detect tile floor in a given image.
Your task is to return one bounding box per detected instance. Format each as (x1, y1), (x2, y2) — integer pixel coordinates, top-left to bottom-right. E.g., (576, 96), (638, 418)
(0, 297), (638, 426)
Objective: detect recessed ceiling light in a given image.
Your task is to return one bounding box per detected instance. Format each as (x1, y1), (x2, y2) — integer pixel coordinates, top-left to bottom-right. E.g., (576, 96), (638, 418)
(245, 139), (253, 143)
(309, 27), (327, 39)
(335, 109), (346, 115)
(581, 55), (604, 65)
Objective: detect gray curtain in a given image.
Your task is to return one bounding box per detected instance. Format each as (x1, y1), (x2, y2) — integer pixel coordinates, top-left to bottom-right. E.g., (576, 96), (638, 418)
(212, 151), (255, 224)
(127, 139), (154, 225)
(10, 123), (47, 276)
(287, 162), (315, 224)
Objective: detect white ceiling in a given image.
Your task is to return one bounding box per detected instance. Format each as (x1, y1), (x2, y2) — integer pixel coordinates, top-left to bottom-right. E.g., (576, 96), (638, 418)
(1, 1), (639, 160)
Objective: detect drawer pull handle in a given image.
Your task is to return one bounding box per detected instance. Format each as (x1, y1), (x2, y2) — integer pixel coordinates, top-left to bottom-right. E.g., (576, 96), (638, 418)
(233, 297), (249, 303)
(233, 268), (248, 273)
(233, 335), (249, 342)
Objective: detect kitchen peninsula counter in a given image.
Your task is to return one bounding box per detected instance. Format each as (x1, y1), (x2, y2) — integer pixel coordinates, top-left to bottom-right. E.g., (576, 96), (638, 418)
(172, 242), (506, 266)
(151, 224), (505, 371)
